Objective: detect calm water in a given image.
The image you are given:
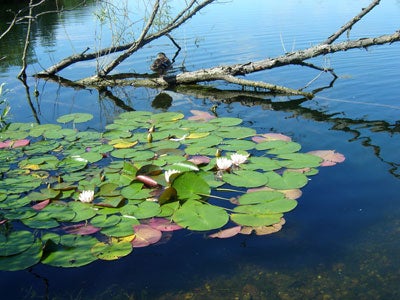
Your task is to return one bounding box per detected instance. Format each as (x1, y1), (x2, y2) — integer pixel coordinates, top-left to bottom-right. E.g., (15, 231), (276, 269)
(1, 0), (400, 299)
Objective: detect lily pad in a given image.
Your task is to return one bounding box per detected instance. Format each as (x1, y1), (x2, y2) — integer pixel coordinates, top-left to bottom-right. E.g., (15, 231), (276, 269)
(0, 239), (42, 271)
(223, 170), (268, 188)
(173, 200), (229, 231)
(57, 113), (93, 124)
(265, 171), (308, 189)
(41, 235), (98, 268)
(91, 241), (132, 260)
(131, 224), (162, 248)
(0, 231), (35, 256)
(172, 172), (210, 200)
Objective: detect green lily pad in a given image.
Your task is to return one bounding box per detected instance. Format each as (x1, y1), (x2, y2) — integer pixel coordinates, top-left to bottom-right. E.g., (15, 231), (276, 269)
(91, 241), (132, 260)
(209, 117), (242, 126)
(238, 191), (286, 205)
(231, 212), (283, 227)
(0, 239), (42, 271)
(256, 140), (302, 154)
(57, 113), (93, 124)
(0, 230), (35, 256)
(173, 200), (229, 231)
(41, 235), (98, 268)
(277, 153), (323, 168)
(223, 170), (268, 188)
(172, 172), (210, 200)
(265, 171), (308, 189)
(100, 218), (137, 237)
(121, 201), (161, 219)
(22, 212), (60, 229)
(90, 214), (121, 228)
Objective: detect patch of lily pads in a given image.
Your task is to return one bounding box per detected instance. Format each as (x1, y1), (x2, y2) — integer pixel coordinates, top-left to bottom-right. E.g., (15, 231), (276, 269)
(0, 110), (345, 271)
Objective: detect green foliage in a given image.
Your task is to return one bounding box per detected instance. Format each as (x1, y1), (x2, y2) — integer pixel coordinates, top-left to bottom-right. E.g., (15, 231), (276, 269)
(0, 110), (344, 270)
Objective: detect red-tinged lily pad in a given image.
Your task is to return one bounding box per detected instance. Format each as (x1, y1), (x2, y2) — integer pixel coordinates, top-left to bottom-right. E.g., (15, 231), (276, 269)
(188, 155), (211, 165)
(208, 226), (241, 239)
(188, 110), (216, 122)
(147, 218), (183, 232)
(252, 133), (292, 143)
(32, 199), (50, 210)
(0, 140), (12, 148)
(0, 139), (30, 148)
(12, 139), (30, 148)
(131, 224), (162, 248)
(307, 150), (345, 166)
(63, 223), (101, 235)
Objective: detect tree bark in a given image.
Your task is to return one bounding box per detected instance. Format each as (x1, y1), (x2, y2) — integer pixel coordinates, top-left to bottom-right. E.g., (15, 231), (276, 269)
(33, 0), (399, 98)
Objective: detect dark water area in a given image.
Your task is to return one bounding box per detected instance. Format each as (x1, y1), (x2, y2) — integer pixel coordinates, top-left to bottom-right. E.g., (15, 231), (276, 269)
(1, 0), (400, 299)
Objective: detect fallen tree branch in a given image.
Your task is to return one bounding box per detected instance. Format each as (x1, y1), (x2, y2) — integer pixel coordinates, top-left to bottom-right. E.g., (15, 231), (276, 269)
(36, 0), (216, 76)
(324, 0), (381, 44)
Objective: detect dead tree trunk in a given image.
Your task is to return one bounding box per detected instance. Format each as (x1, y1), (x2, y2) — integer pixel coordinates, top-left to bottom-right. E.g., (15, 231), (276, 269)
(34, 0), (399, 98)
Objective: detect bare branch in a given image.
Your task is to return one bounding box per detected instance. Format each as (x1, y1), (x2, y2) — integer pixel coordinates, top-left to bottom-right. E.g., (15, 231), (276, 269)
(324, 0), (380, 44)
(36, 0), (217, 76)
(98, 0), (160, 76)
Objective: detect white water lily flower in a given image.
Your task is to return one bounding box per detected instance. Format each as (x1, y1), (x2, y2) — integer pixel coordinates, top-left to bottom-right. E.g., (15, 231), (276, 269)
(164, 169), (181, 183)
(78, 190), (94, 203)
(216, 157), (232, 170)
(230, 153), (249, 166)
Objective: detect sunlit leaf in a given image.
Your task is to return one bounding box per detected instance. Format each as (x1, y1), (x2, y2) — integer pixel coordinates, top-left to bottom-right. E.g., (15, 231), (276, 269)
(0, 231), (35, 256)
(0, 239), (42, 271)
(41, 235), (98, 268)
(223, 170), (268, 188)
(265, 171), (308, 189)
(57, 113), (93, 124)
(91, 241), (132, 260)
(172, 200), (229, 231)
(172, 172), (210, 200)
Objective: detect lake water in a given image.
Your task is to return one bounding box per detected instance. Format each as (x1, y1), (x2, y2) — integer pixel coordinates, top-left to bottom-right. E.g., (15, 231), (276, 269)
(1, 0), (400, 299)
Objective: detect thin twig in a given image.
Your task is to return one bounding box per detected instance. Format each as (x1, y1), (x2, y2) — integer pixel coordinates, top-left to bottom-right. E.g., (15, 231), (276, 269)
(324, 0), (380, 44)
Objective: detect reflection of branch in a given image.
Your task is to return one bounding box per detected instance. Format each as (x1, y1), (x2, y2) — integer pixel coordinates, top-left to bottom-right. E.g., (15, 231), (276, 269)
(99, 88), (135, 112)
(18, 77), (40, 124)
(17, 0), (35, 80)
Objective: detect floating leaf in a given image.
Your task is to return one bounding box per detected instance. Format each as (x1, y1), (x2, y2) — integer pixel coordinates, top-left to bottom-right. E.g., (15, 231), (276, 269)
(91, 241), (132, 260)
(41, 235), (98, 268)
(173, 200), (229, 231)
(63, 223), (101, 235)
(57, 113), (93, 124)
(0, 231), (35, 256)
(252, 133), (291, 143)
(265, 171), (308, 189)
(208, 226), (241, 239)
(231, 212), (282, 227)
(277, 153), (323, 168)
(147, 218), (182, 231)
(131, 224), (162, 247)
(0, 239), (42, 271)
(237, 191), (286, 205)
(307, 150), (346, 166)
(172, 172), (210, 200)
(188, 110), (216, 121)
(223, 170), (268, 188)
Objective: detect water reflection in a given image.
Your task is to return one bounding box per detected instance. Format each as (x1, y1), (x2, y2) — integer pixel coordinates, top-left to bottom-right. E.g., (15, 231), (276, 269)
(0, 0), (95, 71)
